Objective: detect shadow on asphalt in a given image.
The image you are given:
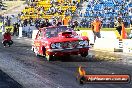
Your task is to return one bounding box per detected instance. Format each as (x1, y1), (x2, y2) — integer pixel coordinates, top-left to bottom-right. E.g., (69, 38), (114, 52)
(59, 55), (106, 62)
(0, 70), (23, 88)
(36, 55), (106, 62)
(13, 46), (31, 47)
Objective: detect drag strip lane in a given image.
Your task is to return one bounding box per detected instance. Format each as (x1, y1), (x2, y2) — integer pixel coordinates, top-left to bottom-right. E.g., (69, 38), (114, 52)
(0, 38), (132, 88)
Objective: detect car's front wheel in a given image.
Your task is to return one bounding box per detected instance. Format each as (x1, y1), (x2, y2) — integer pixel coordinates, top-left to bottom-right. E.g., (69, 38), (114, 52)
(45, 53), (54, 61)
(33, 47), (39, 56)
(81, 52), (88, 57)
(43, 47), (54, 61)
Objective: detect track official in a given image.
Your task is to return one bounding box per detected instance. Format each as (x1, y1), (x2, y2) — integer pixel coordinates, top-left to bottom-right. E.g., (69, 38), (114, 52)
(114, 17), (123, 36)
(91, 17), (101, 42)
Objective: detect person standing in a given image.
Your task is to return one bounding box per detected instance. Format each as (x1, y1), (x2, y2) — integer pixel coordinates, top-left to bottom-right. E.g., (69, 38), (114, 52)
(62, 16), (69, 26)
(45, 19), (51, 27)
(13, 23), (18, 36)
(57, 17), (62, 26)
(114, 17), (123, 35)
(130, 18), (132, 30)
(91, 17), (101, 42)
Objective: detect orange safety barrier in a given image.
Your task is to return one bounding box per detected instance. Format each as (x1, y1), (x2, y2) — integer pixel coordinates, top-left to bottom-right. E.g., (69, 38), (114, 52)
(121, 23), (127, 39)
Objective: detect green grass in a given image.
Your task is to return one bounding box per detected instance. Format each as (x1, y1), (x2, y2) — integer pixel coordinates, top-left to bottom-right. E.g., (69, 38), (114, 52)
(76, 28), (131, 34)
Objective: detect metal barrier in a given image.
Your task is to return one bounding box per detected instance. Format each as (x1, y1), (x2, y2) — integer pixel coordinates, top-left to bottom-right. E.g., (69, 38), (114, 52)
(76, 30), (117, 45)
(123, 39), (132, 53)
(94, 38), (119, 52)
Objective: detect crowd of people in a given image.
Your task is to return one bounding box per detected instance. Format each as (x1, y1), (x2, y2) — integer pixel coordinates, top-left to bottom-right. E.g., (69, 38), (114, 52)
(1, 0), (132, 47)
(79, 0), (132, 28)
(20, 0), (79, 20)
(0, 1), (5, 10)
(0, 0), (132, 38)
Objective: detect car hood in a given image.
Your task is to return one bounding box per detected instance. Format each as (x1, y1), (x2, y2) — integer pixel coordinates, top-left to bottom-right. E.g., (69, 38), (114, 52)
(46, 36), (88, 43)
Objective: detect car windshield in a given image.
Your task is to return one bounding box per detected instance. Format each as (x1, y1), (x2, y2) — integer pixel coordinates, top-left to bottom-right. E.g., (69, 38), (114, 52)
(45, 26), (74, 38)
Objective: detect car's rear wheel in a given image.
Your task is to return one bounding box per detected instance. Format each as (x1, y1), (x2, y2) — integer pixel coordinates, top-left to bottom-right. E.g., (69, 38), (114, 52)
(81, 52), (88, 57)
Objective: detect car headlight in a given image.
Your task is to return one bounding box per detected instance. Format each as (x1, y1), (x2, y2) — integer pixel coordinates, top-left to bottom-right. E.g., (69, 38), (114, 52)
(84, 40), (89, 46)
(79, 41), (84, 45)
(56, 43), (62, 48)
(51, 43), (56, 48)
(51, 43), (62, 49)
(79, 40), (89, 47)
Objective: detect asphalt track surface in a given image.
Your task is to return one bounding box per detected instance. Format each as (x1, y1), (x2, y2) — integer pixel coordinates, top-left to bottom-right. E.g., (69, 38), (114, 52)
(0, 35), (132, 88)
(0, 69), (22, 88)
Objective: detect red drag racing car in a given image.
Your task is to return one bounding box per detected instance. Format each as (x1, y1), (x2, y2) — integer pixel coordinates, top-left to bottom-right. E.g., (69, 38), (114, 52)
(32, 26), (90, 61)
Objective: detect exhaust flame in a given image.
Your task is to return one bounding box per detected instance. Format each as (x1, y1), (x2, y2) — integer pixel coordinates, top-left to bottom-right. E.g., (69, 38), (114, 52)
(79, 66), (86, 76)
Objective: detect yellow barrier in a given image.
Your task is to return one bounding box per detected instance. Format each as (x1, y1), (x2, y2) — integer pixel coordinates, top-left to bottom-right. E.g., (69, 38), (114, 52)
(78, 0), (80, 3)
(81, 32), (88, 36)
(0, 22), (3, 26)
(114, 30), (121, 39)
(0, 26), (13, 33)
(5, 26), (14, 33)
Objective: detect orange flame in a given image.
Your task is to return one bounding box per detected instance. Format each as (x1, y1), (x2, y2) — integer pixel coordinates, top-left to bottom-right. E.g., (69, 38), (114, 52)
(79, 66), (86, 76)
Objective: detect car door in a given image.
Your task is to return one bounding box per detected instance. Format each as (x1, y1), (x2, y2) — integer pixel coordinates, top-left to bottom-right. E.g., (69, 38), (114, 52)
(34, 31), (42, 55)
(38, 31), (44, 55)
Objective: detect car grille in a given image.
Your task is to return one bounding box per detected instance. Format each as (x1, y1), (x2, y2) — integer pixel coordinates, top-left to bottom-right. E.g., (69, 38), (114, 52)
(61, 41), (79, 49)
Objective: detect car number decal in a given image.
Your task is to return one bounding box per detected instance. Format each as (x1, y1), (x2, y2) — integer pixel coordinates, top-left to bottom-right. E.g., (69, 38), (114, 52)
(35, 43), (40, 47)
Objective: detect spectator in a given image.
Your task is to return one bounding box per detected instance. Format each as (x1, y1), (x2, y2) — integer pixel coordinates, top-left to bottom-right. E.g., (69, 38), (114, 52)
(52, 19), (57, 26)
(23, 19), (28, 27)
(57, 17), (62, 26)
(45, 19), (51, 27)
(130, 18), (132, 29)
(62, 16), (69, 26)
(74, 20), (79, 28)
(49, 5), (56, 15)
(71, 21), (76, 29)
(91, 17), (102, 42)
(2, 29), (13, 47)
(114, 17), (123, 35)
(13, 23), (19, 36)
(7, 18), (11, 26)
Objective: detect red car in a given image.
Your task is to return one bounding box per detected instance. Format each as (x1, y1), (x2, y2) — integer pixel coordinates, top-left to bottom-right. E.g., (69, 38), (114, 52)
(32, 26), (89, 61)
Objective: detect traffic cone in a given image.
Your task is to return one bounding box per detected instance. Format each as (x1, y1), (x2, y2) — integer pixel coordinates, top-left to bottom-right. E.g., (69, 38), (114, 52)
(121, 23), (127, 39)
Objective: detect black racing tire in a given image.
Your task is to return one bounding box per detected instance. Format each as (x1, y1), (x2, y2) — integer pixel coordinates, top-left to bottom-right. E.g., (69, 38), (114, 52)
(42, 47), (54, 61)
(33, 47), (39, 57)
(81, 52), (88, 57)
(46, 54), (54, 61)
(42, 47), (46, 56)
